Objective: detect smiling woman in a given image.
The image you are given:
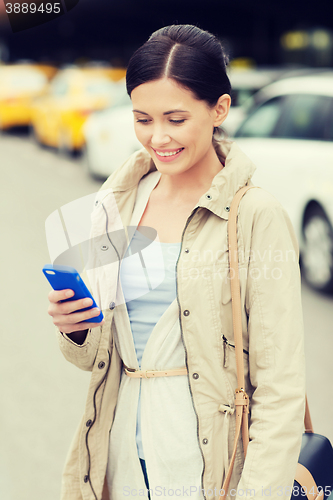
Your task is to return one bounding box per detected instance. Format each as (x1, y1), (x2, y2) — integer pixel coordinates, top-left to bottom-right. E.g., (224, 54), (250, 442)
(48, 24), (306, 500)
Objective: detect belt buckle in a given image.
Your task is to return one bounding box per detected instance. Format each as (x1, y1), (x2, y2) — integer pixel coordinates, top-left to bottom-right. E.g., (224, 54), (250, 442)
(124, 366), (136, 375)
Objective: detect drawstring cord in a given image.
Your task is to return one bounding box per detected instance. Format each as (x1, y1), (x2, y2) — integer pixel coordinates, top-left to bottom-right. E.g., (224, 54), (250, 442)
(219, 404), (235, 481)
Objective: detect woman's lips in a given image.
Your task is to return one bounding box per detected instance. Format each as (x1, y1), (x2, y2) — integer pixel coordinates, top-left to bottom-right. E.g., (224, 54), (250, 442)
(152, 147), (185, 163)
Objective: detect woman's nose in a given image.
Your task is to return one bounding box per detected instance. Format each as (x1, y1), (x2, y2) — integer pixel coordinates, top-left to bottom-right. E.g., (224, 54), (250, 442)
(150, 126), (171, 146)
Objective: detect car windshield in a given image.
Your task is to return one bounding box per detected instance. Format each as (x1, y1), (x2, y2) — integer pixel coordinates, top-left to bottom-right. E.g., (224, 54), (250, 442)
(235, 96), (285, 137)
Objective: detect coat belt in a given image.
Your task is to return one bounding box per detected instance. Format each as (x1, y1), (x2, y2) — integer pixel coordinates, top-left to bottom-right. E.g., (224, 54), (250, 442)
(124, 365), (188, 379)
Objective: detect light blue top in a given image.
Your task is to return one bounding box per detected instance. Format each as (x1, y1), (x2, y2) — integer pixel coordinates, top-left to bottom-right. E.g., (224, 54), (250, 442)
(119, 229), (181, 459)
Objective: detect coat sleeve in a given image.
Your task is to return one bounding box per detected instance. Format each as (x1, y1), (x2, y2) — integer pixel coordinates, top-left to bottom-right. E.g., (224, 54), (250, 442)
(236, 195), (306, 499)
(56, 325), (102, 372)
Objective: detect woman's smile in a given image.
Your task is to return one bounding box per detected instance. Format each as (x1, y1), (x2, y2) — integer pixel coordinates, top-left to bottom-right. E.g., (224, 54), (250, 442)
(152, 147), (185, 162)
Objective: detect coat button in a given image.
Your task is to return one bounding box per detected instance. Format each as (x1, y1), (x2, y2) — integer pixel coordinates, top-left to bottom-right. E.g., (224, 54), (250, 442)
(183, 310), (190, 316)
(98, 361), (105, 369)
(101, 245), (108, 251)
(203, 438), (208, 445)
(86, 419), (92, 427)
(224, 206), (230, 212)
(109, 302), (116, 310)
(84, 475), (89, 483)
(193, 373), (199, 379)
(205, 194), (212, 200)
(184, 248), (189, 253)
(95, 200), (99, 206)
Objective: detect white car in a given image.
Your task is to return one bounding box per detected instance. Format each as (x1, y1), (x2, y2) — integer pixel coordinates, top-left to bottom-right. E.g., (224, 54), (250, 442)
(82, 96), (141, 179)
(234, 73), (333, 293)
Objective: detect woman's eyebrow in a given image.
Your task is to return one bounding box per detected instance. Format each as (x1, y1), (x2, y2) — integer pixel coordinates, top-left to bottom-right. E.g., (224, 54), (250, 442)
(163, 109), (189, 115)
(132, 109), (189, 115)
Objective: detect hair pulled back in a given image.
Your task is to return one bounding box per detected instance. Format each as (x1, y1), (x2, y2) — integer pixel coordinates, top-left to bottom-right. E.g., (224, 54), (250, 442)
(126, 24), (231, 107)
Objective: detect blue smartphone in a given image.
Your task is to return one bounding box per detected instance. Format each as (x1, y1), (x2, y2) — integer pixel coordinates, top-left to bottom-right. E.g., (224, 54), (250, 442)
(42, 264), (104, 323)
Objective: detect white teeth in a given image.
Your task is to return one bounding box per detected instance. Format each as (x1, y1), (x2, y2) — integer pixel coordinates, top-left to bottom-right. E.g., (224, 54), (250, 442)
(156, 148), (183, 157)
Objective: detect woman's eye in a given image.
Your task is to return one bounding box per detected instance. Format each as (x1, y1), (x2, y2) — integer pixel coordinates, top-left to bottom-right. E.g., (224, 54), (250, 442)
(135, 118), (185, 124)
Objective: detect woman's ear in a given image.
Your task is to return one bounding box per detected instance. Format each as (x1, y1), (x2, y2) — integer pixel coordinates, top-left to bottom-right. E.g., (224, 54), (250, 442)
(213, 94), (231, 127)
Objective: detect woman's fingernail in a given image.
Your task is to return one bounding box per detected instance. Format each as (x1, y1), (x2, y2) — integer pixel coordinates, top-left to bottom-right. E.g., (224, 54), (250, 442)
(65, 290), (74, 298)
(83, 298), (92, 306)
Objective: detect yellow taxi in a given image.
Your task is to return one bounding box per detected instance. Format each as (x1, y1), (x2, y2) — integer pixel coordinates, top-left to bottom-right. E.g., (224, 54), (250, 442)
(0, 64), (49, 130)
(30, 66), (127, 154)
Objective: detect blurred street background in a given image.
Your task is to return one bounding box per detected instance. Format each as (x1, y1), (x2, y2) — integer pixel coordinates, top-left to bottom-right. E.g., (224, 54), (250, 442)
(1, 1), (333, 499)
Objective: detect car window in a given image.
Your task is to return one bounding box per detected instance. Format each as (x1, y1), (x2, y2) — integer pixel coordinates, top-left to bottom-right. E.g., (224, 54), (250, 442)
(274, 94), (332, 140)
(235, 96), (285, 137)
(231, 88), (258, 107)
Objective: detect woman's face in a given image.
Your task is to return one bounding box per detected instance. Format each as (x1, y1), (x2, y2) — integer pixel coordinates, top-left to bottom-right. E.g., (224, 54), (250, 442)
(131, 77), (230, 177)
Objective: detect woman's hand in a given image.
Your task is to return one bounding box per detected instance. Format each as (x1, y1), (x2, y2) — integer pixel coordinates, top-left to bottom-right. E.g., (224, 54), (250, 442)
(48, 289), (104, 344)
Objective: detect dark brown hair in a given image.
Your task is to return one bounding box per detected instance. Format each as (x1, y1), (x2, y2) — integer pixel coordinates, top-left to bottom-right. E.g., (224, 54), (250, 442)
(126, 24), (231, 108)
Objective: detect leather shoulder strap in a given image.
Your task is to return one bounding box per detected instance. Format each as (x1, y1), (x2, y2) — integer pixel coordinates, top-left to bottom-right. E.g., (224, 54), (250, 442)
(228, 184), (311, 431)
(228, 185), (258, 391)
(220, 185), (312, 499)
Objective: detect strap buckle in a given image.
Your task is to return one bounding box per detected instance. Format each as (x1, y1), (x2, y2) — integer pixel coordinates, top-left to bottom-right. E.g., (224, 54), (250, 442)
(235, 388), (249, 413)
(235, 387), (248, 397)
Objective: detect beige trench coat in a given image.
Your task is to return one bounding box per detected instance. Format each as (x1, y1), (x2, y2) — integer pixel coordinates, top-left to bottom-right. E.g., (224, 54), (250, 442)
(57, 139), (306, 500)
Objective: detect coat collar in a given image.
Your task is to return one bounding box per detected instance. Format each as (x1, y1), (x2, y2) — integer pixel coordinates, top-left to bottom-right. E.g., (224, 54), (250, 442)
(101, 139), (257, 221)
(203, 139), (257, 220)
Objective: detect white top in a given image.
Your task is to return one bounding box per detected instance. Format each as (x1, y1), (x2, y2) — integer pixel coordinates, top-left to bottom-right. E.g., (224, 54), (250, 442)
(106, 171), (204, 499)
(119, 229), (181, 458)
